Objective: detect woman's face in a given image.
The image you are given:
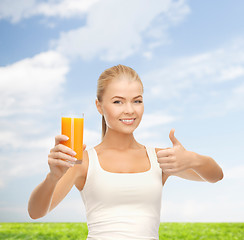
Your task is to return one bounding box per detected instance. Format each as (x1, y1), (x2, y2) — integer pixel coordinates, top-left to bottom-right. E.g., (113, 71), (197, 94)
(97, 77), (144, 135)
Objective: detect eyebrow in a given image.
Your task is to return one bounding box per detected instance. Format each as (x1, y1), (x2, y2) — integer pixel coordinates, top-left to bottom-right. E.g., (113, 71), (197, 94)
(111, 95), (143, 100)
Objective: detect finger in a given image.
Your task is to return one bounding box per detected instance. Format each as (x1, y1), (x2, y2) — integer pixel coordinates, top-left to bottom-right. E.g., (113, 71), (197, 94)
(157, 149), (173, 158)
(159, 162), (180, 173)
(49, 151), (77, 162)
(159, 163), (174, 172)
(169, 128), (181, 147)
(51, 144), (77, 156)
(55, 135), (69, 146)
(48, 158), (74, 168)
(157, 156), (172, 164)
(160, 163), (183, 174)
(162, 168), (177, 174)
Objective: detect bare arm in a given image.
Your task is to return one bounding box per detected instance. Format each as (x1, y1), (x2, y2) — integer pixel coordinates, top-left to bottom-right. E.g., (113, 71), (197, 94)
(28, 135), (85, 219)
(48, 158), (88, 213)
(28, 173), (60, 219)
(170, 151), (223, 183)
(157, 129), (223, 183)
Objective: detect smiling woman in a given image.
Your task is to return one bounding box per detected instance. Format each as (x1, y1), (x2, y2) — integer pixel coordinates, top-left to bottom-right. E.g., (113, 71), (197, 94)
(96, 65), (144, 139)
(28, 64), (223, 240)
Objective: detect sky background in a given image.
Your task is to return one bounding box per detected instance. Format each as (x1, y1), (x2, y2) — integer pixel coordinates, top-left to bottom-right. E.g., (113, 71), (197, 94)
(0, 0), (244, 222)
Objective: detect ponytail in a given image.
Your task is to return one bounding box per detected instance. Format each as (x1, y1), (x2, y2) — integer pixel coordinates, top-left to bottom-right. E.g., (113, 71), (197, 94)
(102, 116), (107, 139)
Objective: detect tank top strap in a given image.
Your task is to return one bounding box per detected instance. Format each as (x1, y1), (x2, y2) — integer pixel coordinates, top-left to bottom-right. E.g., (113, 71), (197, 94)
(85, 148), (100, 185)
(145, 146), (161, 173)
(87, 148), (94, 168)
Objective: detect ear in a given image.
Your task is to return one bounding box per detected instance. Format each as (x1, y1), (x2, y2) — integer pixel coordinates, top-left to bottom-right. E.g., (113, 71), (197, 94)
(95, 99), (103, 115)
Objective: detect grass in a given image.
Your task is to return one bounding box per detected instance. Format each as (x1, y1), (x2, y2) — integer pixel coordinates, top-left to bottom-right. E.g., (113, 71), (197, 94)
(0, 222), (243, 240)
(158, 223), (244, 240)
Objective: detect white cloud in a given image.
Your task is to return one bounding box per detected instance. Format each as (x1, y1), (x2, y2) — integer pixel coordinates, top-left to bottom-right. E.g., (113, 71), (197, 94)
(0, 0), (190, 61)
(0, 179), (4, 189)
(84, 128), (100, 150)
(0, 50), (69, 116)
(34, 0), (100, 18)
(141, 38), (244, 118)
(219, 66), (244, 81)
(0, 127), (100, 188)
(0, 127), (100, 187)
(140, 112), (176, 129)
(161, 174), (244, 222)
(163, 200), (206, 221)
(226, 83), (244, 111)
(142, 51), (153, 60)
(0, 0), (100, 23)
(53, 0), (190, 61)
(143, 38), (244, 100)
(0, 50), (70, 187)
(135, 112), (176, 147)
(162, 197), (244, 222)
(0, 150), (48, 190)
(0, 0), (35, 23)
(0, 49), (103, 188)
(0, 49), (69, 155)
(224, 165), (244, 180)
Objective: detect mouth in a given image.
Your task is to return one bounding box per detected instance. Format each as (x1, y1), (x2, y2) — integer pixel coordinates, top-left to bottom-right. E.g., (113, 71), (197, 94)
(119, 118), (136, 125)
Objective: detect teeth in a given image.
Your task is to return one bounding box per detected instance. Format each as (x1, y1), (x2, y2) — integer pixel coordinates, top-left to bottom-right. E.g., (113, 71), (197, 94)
(121, 119), (135, 123)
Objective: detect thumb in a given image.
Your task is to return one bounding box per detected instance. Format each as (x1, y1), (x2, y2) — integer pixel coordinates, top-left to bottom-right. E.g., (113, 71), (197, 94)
(169, 128), (181, 146)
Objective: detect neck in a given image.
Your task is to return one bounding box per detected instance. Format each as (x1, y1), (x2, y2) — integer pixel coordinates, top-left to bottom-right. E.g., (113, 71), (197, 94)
(100, 128), (140, 150)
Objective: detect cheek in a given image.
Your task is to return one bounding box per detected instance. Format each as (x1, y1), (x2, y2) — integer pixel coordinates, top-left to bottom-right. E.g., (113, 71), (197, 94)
(102, 105), (119, 124)
(103, 105), (117, 116)
(136, 104), (144, 117)
(141, 105), (144, 114)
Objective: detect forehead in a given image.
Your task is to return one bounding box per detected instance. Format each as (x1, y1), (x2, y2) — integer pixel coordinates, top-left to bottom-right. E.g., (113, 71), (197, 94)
(104, 78), (143, 98)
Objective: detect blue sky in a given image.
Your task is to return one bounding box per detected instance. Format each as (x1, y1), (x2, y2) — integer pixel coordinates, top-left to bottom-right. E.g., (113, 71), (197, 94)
(0, 0), (244, 222)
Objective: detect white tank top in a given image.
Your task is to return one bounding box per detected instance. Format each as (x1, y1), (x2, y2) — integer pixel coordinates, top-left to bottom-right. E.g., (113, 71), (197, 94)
(80, 147), (163, 240)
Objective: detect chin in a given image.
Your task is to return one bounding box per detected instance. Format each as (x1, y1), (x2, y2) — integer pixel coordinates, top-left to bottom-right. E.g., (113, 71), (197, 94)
(114, 127), (136, 135)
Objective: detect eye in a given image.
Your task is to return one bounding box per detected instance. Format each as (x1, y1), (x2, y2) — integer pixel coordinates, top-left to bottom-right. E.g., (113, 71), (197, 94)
(134, 100), (143, 104)
(113, 100), (122, 104)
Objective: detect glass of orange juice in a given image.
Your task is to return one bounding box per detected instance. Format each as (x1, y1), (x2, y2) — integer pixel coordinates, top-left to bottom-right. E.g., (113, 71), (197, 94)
(61, 113), (84, 164)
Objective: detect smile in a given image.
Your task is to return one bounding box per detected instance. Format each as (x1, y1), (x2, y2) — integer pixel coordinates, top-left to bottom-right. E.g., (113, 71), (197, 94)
(119, 118), (136, 125)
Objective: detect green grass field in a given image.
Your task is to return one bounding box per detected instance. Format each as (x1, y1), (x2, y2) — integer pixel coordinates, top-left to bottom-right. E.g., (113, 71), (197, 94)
(0, 222), (243, 240)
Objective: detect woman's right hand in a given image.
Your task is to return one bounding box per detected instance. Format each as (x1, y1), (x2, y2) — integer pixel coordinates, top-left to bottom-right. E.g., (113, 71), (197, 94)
(48, 135), (77, 181)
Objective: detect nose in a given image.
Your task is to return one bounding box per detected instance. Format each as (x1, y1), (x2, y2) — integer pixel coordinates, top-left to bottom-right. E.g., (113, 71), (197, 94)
(124, 102), (134, 114)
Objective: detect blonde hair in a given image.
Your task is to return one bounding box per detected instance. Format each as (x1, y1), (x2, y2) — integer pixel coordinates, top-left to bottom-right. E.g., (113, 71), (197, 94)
(96, 64), (143, 139)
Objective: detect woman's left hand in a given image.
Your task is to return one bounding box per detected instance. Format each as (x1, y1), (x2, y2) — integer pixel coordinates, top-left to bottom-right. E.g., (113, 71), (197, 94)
(157, 129), (193, 174)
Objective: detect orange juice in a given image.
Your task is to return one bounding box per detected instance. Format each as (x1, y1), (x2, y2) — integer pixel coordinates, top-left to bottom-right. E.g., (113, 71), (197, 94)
(61, 116), (84, 161)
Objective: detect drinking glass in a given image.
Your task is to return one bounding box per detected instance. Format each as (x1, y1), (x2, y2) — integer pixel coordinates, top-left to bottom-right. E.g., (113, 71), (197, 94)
(61, 113), (84, 164)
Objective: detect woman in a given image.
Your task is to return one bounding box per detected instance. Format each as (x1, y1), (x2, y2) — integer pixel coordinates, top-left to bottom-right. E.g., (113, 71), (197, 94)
(28, 64), (223, 239)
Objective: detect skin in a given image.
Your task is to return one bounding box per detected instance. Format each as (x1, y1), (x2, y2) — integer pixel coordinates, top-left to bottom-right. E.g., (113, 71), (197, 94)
(28, 76), (223, 220)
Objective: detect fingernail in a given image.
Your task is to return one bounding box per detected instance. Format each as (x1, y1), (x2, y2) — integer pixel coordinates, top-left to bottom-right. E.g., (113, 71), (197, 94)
(72, 151), (77, 156)
(64, 136), (69, 140)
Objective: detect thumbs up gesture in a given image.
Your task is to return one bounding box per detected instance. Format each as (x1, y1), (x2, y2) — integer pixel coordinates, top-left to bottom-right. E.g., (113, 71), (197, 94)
(157, 129), (191, 174)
